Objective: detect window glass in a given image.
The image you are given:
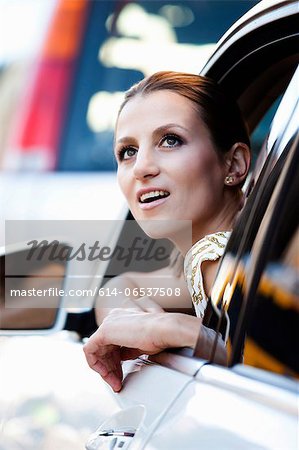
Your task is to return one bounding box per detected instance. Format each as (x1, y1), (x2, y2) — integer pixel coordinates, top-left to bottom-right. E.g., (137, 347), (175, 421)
(249, 96), (281, 167)
(243, 146), (299, 376)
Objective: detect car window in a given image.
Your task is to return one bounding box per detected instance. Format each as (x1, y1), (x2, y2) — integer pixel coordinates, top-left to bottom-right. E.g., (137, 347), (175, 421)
(243, 171), (299, 376)
(202, 2), (298, 164)
(249, 96), (282, 168)
(209, 67), (299, 376)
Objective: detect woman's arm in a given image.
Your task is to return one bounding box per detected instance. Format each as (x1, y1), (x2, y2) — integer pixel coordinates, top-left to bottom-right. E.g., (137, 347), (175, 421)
(83, 308), (227, 392)
(95, 267), (192, 325)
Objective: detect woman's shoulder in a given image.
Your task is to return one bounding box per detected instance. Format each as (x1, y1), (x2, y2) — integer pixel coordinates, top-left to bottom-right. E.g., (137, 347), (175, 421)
(184, 231), (231, 318)
(185, 231), (231, 265)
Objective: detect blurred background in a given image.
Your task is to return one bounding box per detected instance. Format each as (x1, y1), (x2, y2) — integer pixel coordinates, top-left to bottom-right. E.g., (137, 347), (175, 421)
(0, 0), (259, 245)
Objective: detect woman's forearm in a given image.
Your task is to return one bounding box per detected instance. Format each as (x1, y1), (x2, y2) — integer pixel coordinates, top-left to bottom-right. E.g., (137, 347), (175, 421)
(160, 313), (227, 365)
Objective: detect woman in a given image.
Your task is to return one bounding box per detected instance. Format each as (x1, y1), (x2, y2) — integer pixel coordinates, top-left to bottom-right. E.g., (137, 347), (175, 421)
(84, 71), (251, 392)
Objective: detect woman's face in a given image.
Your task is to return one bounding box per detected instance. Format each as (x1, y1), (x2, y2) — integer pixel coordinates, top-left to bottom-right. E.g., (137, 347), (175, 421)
(115, 90), (228, 246)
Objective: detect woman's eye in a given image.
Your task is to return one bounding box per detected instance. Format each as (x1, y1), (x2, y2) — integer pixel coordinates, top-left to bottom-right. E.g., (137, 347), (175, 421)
(119, 147), (137, 160)
(160, 134), (182, 148)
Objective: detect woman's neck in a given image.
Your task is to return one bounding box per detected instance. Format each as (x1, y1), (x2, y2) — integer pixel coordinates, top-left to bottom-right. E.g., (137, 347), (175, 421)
(174, 194), (241, 255)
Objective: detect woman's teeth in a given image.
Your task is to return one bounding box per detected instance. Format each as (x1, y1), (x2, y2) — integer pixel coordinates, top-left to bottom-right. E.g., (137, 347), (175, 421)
(140, 190), (170, 203)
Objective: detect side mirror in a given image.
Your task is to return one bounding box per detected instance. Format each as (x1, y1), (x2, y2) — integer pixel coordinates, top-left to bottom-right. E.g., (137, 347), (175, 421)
(0, 242), (68, 335)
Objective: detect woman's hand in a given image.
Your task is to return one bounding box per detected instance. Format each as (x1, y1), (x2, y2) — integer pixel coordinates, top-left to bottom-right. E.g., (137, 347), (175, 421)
(83, 308), (200, 392)
(84, 308), (168, 392)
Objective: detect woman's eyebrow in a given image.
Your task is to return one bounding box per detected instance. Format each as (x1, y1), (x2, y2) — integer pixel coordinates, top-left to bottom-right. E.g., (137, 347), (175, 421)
(115, 136), (135, 145)
(115, 124), (189, 145)
(153, 123), (189, 135)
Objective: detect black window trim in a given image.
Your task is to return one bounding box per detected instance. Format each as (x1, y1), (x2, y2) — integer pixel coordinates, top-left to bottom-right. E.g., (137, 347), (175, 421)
(230, 133), (299, 366)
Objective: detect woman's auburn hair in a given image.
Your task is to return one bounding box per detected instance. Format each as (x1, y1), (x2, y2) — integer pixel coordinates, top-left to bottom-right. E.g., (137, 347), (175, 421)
(118, 71), (250, 156)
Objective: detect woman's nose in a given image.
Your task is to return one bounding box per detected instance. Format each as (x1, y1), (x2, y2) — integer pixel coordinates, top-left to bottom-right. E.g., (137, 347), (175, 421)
(133, 148), (160, 180)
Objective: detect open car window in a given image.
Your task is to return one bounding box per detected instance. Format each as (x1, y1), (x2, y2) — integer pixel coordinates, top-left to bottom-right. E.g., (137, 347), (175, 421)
(210, 67), (299, 376)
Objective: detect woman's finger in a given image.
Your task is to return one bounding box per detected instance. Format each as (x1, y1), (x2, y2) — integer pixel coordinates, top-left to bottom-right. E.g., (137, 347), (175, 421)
(83, 340), (123, 391)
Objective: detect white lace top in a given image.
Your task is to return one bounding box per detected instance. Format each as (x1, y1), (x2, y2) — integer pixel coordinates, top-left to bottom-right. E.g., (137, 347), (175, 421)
(184, 231), (231, 318)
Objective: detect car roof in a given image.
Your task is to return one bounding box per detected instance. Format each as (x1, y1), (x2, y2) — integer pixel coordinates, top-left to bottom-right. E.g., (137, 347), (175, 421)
(202, 0), (298, 76)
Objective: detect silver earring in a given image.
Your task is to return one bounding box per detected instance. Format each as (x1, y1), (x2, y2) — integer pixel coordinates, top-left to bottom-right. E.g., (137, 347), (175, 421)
(225, 175), (234, 184)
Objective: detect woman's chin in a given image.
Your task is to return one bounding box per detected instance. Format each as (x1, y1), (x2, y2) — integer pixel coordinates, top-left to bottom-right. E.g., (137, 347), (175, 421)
(137, 219), (192, 245)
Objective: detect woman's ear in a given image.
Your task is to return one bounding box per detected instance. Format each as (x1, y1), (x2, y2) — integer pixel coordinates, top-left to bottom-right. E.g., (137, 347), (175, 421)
(224, 142), (251, 186)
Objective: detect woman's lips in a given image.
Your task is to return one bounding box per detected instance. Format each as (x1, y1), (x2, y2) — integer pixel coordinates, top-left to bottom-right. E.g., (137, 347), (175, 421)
(136, 187), (170, 210)
(138, 195), (170, 210)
